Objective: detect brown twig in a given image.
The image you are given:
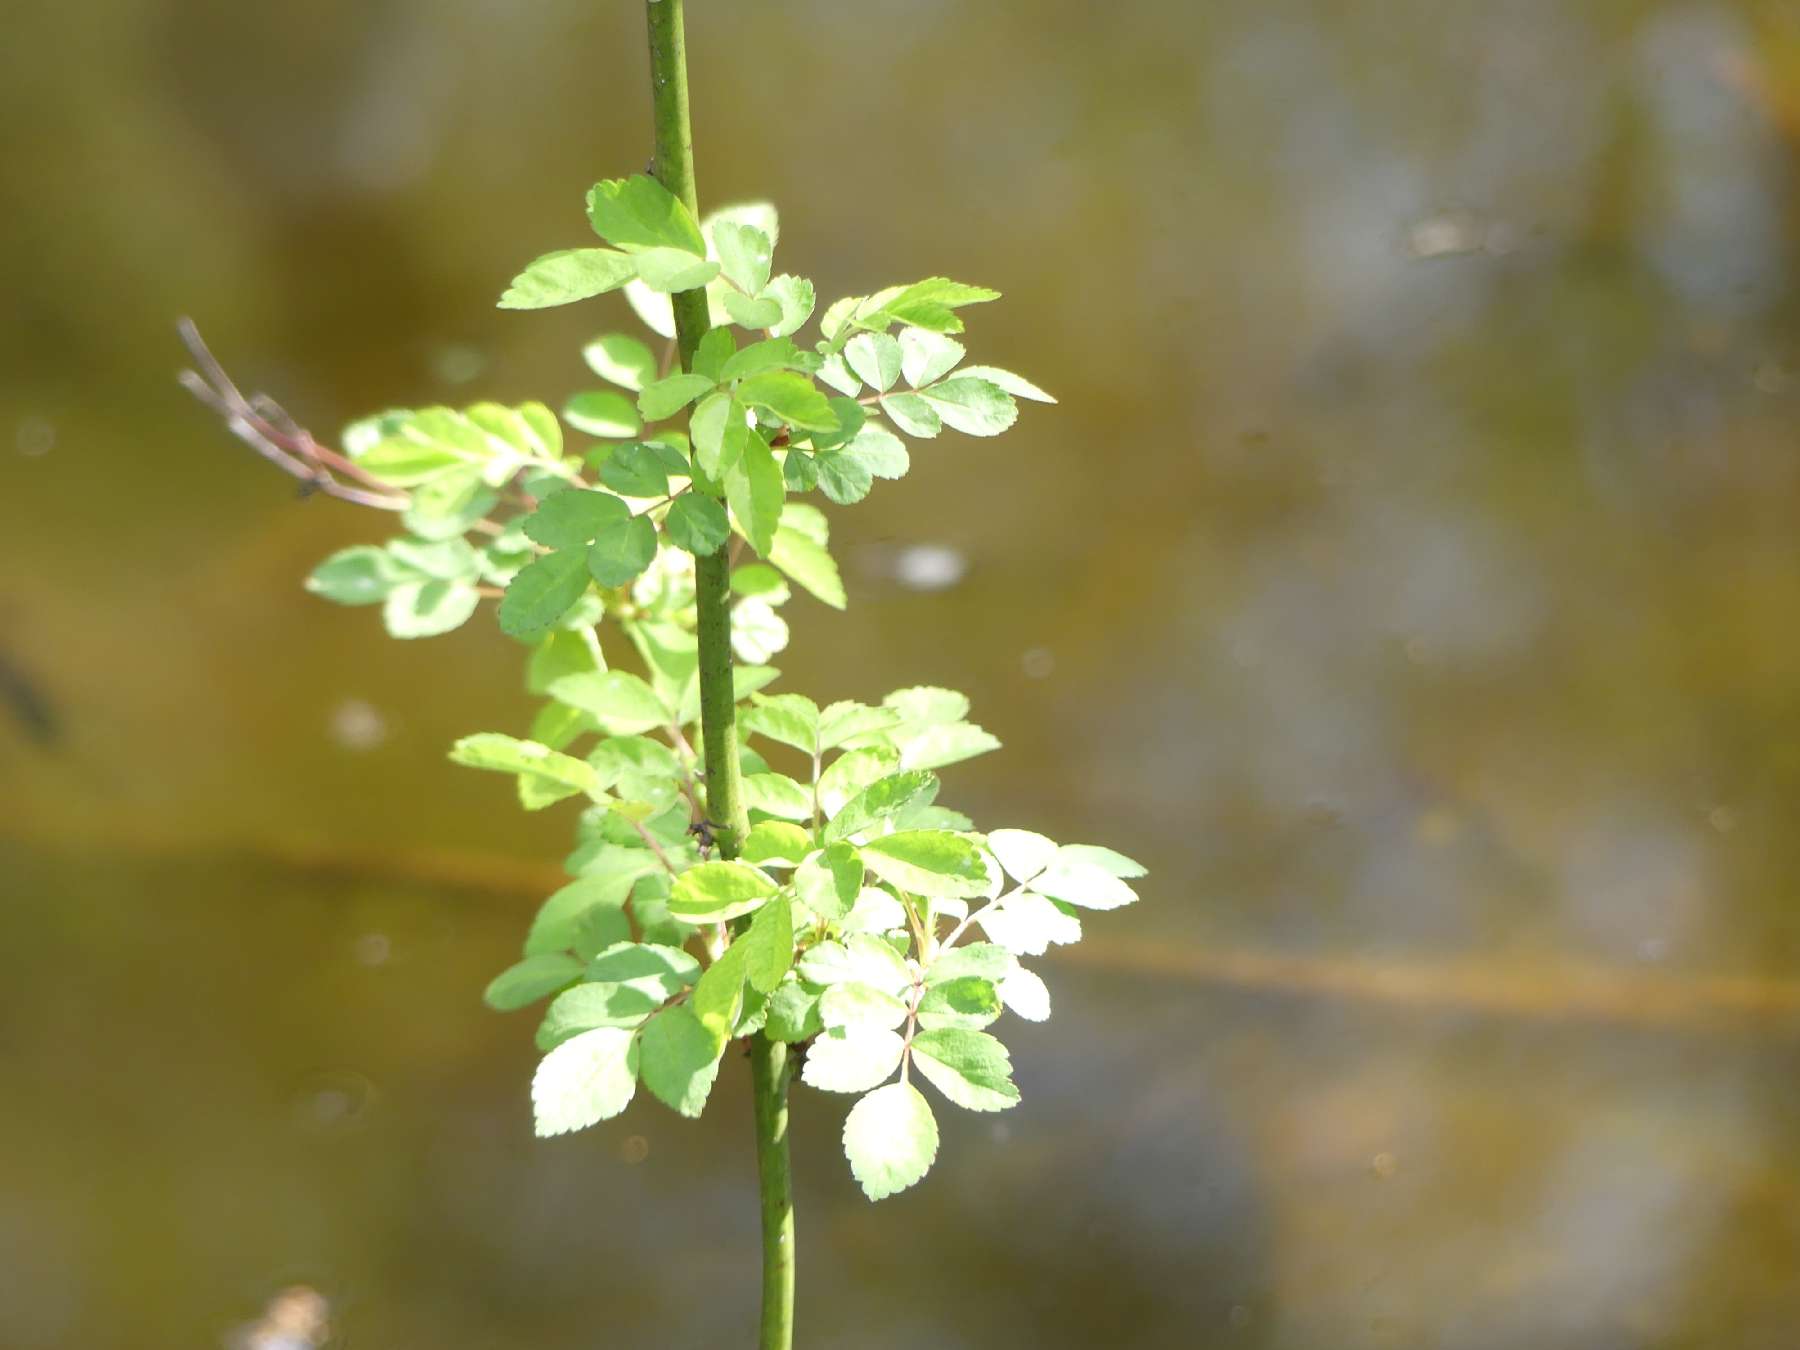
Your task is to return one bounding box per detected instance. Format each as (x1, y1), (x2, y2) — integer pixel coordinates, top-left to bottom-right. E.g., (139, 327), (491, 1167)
(176, 318), (409, 511)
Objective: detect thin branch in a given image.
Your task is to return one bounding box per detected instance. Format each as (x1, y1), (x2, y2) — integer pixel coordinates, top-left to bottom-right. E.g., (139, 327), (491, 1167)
(176, 318), (409, 511)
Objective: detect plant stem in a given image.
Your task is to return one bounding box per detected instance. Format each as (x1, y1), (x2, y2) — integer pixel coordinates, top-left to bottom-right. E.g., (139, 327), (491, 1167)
(750, 1035), (796, 1346)
(644, 5), (793, 1347)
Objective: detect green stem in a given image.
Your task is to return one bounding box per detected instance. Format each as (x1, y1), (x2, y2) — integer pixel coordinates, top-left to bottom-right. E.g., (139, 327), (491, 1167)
(645, 5), (792, 1348)
(750, 1036), (796, 1346)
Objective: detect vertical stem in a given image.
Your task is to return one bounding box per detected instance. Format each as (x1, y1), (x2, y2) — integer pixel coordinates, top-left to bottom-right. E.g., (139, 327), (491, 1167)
(645, 6), (792, 1348)
(750, 1036), (796, 1347)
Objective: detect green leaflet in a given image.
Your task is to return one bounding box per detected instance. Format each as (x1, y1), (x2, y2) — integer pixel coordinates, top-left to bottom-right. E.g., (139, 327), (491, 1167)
(999, 966), (1051, 1022)
(879, 391), (940, 439)
(692, 328), (736, 383)
(925, 942), (1017, 986)
(921, 377), (1017, 437)
(726, 435), (784, 557)
(720, 337), (808, 382)
(914, 976), (1001, 1031)
(908, 1028), (1020, 1112)
(713, 221), (773, 294)
(843, 1082), (938, 1200)
(859, 830), (992, 898)
(667, 861), (778, 922)
(977, 892), (1082, 956)
(586, 513), (657, 588)
(819, 981), (907, 1032)
(985, 828), (1058, 883)
(899, 328), (965, 387)
(1056, 843), (1147, 878)
(741, 821), (813, 866)
(691, 940), (748, 1042)
(823, 770), (939, 843)
(724, 293), (783, 330)
(523, 489), (629, 549)
(586, 174), (707, 255)
(563, 390), (642, 439)
(664, 492), (731, 556)
(814, 451), (873, 506)
(819, 703), (904, 752)
(597, 443), (670, 498)
(783, 448), (818, 492)
(306, 545), (407, 605)
(742, 894), (795, 993)
(588, 735), (682, 806)
(526, 872), (646, 956)
(583, 941), (702, 998)
(450, 733), (604, 803)
(741, 771), (812, 821)
(764, 978), (825, 1043)
(817, 746), (901, 817)
(1027, 853), (1140, 910)
(484, 952), (583, 1012)
(760, 274), (815, 337)
(841, 887), (907, 935)
(844, 332), (902, 393)
(638, 1005), (726, 1116)
(801, 1027), (904, 1094)
(382, 578), (479, 638)
(866, 277), (1000, 334)
(546, 671), (670, 735)
(742, 692), (820, 754)
(531, 1026), (638, 1136)
(536, 981), (662, 1050)
(793, 842), (862, 922)
(639, 372), (716, 422)
(633, 248), (721, 293)
(768, 518), (845, 609)
(797, 934), (912, 997)
(500, 248), (637, 309)
(736, 372), (839, 433)
(731, 596), (789, 664)
(956, 364), (1055, 403)
(844, 423), (910, 480)
(404, 467), (498, 541)
(583, 333), (658, 391)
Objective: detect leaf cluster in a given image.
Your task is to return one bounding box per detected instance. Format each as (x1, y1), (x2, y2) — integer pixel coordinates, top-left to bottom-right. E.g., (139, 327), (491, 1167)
(298, 173), (1140, 1199)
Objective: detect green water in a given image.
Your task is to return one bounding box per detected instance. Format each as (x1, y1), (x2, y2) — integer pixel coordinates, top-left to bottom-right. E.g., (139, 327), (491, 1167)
(4, 1), (1800, 1345)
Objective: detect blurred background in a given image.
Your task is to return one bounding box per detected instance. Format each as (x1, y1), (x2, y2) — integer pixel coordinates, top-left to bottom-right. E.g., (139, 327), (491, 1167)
(5, 0), (1800, 1346)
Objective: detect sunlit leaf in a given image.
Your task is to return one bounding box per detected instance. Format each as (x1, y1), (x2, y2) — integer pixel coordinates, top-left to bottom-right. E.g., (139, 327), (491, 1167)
(483, 952), (583, 1011)
(563, 390), (642, 439)
(713, 221), (773, 295)
(583, 333), (659, 391)
(859, 830), (990, 897)
(802, 1026), (904, 1094)
(532, 1026), (638, 1136)
(500, 248), (637, 309)
(639, 372), (717, 422)
(586, 175), (707, 254)
(909, 1028), (1019, 1112)
(639, 1004), (726, 1116)
(668, 861), (779, 922)
(843, 1081), (938, 1200)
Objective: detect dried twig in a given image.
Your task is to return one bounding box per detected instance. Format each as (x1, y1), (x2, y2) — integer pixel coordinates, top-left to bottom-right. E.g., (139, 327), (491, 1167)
(176, 318), (408, 511)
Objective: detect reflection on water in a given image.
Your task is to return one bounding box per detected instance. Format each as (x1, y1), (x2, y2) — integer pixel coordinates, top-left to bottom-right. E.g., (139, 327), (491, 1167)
(5, 0), (1800, 1346)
